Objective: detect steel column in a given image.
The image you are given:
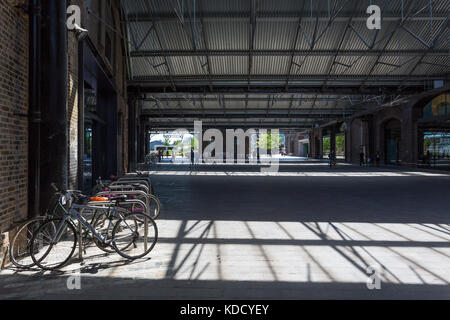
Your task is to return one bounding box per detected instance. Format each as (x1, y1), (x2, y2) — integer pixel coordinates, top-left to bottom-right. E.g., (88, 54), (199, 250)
(39, 0), (68, 213)
(128, 96), (138, 172)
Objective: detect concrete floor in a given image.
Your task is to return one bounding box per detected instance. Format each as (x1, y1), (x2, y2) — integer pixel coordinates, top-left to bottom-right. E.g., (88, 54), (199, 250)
(1, 161), (450, 299)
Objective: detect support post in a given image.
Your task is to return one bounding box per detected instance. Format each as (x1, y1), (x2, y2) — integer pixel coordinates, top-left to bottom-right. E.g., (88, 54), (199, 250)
(77, 39), (85, 191)
(39, 0), (68, 213)
(128, 96), (138, 172)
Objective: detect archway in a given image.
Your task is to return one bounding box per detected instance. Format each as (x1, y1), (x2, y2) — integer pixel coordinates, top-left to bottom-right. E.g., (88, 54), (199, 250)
(383, 119), (402, 165)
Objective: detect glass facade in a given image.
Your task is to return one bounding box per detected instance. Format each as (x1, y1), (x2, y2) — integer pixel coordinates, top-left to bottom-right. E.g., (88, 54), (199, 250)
(423, 130), (450, 168)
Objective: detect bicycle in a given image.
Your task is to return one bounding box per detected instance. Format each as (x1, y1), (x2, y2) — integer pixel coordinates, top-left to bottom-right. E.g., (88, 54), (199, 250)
(29, 188), (158, 271)
(8, 185), (124, 269)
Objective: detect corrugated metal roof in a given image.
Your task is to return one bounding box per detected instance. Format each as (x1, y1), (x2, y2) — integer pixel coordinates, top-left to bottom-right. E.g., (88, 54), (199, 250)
(121, 0), (450, 129)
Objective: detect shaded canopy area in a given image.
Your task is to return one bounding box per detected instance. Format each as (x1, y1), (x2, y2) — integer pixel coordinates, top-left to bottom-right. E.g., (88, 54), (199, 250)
(120, 0), (450, 129)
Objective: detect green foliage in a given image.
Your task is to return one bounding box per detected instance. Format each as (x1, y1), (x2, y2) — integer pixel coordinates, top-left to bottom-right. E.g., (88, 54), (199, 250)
(257, 133), (282, 151)
(323, 137), (331, 153)
(190, 136), (200, 149)
(424, 138), (432, 150)
(336, 135), (345, 154)
(173, 140), (183, 147)
(323, 135), (345, 155)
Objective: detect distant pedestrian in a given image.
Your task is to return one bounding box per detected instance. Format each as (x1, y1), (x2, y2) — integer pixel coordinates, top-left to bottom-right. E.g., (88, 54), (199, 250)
(328, 151), (336, 167)
(190, 148), (195, 170)
(375, 151), (381, 167)
(360, 152), (365, 166)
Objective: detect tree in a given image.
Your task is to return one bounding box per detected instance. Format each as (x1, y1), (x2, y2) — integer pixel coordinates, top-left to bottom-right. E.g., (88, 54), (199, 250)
(336, 135), (345, 154)
(172, 140), (183, 156)
(323, 137), (331, 154)
(190, 136), (200, 149)
(257, 133), (282, 152)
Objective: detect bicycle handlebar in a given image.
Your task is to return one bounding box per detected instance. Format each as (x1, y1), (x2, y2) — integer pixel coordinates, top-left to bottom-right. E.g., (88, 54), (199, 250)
(51, 183), (87, 201)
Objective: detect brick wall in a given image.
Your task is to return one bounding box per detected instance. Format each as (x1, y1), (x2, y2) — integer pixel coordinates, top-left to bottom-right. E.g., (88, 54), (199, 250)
(0, 2), (29, 259)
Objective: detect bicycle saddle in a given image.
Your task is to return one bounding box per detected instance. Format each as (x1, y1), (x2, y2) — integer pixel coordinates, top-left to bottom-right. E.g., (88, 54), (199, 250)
(130, 183), (145, 187)
(73, 193), (89, 205)
(109, 195), (128, 202)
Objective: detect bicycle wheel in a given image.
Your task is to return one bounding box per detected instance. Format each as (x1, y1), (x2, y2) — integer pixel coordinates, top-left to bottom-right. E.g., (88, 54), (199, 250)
(112, 213), (158, 260)
(132, 195), (161, 220)
(30, 219), (77, 271)
(9, 217), (46, 269)
(149, 195), (161, 220)
(91, 207), (131, 254)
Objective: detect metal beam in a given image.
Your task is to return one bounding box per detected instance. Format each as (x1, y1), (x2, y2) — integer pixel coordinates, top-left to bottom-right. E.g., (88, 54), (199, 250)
(129, 49), (449, 57)
(141, 108), (362, 113)
(130, 74), (445, 81)
(146, 122), (316, 129)
(129, 84), (429, 95)
(124, 12), (449, 23)
(141, 113), (354, 119)
(142, 97), (373, 103)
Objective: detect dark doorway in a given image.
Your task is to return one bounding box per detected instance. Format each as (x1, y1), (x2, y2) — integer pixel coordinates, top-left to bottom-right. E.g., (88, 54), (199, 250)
(82, 43), (118, 192)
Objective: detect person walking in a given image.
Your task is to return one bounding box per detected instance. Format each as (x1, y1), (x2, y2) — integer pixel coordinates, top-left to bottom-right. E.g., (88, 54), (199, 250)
(328, 151), (336, 167)
(190, 148), (195, 170)
(360, 151), (365, 166)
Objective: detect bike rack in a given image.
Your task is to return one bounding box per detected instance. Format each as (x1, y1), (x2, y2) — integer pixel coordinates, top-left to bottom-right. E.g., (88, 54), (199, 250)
(78, 198), (149, 260)
(96, 190), (151, 216)
(118, 178), (153, 193)
(121, 175), (153, 187)
(109, 183), (150, 195)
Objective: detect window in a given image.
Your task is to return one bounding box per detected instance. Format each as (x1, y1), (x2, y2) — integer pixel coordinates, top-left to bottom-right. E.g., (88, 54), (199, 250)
(423, 94), (450, 118)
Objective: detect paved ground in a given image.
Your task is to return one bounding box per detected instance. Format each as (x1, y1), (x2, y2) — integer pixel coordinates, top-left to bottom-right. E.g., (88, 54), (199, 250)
(1, 161), (450, 299)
